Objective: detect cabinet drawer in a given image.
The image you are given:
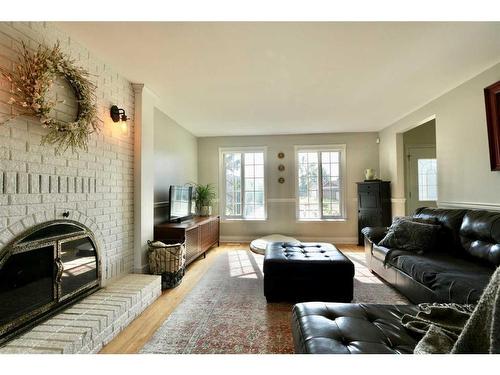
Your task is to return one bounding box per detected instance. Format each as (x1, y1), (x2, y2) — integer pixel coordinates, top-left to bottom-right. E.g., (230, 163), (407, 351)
(357, 183), (380, 193)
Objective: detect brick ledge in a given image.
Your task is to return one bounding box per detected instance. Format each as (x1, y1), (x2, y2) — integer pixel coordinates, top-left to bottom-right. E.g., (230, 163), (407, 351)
(0, 274), (162, 354)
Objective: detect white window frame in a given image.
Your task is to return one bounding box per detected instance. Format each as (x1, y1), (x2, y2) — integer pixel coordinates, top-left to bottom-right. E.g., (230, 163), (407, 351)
(294, 144), (347, 221)
(219, 146), (268, 221)
(417, 158), (438, 202)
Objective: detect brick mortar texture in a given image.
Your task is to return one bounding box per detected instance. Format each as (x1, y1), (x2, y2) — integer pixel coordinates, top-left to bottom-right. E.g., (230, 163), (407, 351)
(0, 22), (135, 281)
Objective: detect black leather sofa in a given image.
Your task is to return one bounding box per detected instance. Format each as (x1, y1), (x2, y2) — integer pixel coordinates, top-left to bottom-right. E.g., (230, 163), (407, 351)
(291, 207), (500, 354)
(363, 207), (500, 304)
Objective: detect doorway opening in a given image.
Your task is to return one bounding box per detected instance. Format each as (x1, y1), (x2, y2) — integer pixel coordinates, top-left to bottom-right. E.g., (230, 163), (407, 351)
(403, 119), (437, 215)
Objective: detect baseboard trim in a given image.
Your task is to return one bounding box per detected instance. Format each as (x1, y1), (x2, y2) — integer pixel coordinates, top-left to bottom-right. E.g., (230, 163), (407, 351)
(438, 201), (500, 211)
(297, 236), (358, 244)
(220, 235), (358, 244)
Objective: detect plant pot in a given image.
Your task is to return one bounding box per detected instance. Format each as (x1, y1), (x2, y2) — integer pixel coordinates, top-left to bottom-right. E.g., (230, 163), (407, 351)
(199, 206), (211, 216)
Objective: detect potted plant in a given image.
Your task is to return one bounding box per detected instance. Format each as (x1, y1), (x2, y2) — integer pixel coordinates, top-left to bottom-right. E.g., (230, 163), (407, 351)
(192, 183), (216, 216)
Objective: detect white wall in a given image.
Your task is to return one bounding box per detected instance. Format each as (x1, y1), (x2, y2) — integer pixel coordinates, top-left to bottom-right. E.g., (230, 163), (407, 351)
(379, 62), (500, 215)
(133, 91), (198, 270)
(198, 132), (379, 243)
(153, 108), (198, 204)
(133, 85), (156, 273)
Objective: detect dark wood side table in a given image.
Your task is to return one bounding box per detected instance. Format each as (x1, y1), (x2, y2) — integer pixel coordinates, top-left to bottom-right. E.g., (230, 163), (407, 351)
(154, 215), (220, 266)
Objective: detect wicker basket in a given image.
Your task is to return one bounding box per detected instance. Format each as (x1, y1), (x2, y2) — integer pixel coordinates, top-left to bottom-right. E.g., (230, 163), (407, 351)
(147, 240), (186, 289)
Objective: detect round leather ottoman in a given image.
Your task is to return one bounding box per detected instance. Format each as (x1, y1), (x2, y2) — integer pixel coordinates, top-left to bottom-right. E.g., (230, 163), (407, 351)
(249, 234), (299, 255)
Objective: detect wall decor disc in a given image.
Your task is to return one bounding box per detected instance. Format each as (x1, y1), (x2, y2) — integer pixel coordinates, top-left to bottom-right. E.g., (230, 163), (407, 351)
(278, 164), (285, 171)
(278, 177), (285, 184)
(277, 152), (285, 159)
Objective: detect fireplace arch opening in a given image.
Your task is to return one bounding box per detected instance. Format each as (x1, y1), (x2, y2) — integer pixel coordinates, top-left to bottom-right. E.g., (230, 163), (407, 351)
(0, 220), (101, 345)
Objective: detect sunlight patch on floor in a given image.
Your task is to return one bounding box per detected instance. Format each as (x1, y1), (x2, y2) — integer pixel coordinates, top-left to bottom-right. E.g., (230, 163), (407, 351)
(228, 250), (258, 278)
(355, 276), (384, 284)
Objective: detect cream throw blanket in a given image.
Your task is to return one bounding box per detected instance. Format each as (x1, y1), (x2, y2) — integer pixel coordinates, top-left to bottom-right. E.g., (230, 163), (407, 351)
(402, 266), (500, 354)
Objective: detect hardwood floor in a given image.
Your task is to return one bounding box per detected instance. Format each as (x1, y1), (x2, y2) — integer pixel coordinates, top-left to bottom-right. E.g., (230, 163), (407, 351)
(99, 242), (364, 354)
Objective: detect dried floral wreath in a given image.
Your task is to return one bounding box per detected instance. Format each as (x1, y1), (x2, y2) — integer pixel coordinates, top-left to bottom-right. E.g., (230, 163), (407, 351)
(0, 41), (101, 153)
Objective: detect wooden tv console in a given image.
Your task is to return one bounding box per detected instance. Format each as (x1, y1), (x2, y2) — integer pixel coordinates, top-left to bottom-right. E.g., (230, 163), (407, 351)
(153, 215), (220, 266)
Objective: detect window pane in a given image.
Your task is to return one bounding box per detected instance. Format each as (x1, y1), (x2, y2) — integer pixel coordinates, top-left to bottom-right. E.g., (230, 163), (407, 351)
(242, 151), (265, 219)
(307, 152), (318, 163)
(297, 151), (321, 219)
(254, 165), (264, 178)
(244, 205), (255, 218)
(319, 151), (341, 217)
(245, 153), (254, 165)
(308, 190), (318, 201)
(246, 165), (254, 178)
(245, 178), (254, 190)
(245, 192), (254, 204)
(418, 159), (438, 201)
(255, 192), (264, 205)
(331, 163), (339, 177)
(298, 149), (343, 219)
(255, 178), (264, 191)
(224, 152), (242, 216)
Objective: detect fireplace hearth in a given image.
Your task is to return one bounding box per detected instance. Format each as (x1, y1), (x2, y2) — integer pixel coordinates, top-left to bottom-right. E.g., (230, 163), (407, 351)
(0, 220), (100, 345)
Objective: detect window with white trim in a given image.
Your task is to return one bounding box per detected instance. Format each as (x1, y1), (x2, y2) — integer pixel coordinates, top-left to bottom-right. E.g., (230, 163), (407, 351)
(220, 148), (266, 220)
(296, 145), (346, 220)
(418, 158), (438, 201)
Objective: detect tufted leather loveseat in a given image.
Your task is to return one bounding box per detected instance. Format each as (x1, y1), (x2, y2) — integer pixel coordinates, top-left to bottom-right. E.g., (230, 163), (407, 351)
(291, 302), (421, 354)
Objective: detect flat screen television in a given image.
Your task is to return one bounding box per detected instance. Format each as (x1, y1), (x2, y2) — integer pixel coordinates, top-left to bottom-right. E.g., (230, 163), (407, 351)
(168, 185), (193, 222)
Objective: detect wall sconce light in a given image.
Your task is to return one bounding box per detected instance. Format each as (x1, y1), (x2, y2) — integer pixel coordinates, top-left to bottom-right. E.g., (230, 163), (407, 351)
(110, 105), (128, 122)
(110, 105), (128, 134)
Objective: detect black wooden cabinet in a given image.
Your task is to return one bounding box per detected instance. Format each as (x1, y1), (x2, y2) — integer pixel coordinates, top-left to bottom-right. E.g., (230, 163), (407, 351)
(357, 181), (392, 245)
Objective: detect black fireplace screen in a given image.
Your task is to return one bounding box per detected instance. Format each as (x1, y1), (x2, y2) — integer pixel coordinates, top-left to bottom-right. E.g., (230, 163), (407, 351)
(0, 220), (100, 345)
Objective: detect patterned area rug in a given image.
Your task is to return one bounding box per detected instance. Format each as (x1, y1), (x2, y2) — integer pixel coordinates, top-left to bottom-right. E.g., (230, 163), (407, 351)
(140, 249), (408, 354)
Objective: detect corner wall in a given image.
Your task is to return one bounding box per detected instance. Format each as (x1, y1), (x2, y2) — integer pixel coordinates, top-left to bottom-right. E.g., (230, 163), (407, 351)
(198, 132), (379, 243)
(379, 61), (500, 214)
(153, 109), (198, 205)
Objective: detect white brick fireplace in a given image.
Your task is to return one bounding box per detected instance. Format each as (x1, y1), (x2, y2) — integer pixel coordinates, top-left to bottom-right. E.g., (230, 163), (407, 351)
(0, 22), (136, 283)
(0, 22), (161, 352)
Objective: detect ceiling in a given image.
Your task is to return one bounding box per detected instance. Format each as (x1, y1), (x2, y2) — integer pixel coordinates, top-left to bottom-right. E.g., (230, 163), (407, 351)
(56, 22), (500, 137)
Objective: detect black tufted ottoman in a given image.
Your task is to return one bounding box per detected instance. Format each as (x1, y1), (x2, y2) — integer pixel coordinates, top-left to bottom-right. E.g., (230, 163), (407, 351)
(263, 242), (354, 302)
(291, 302), (420, 353)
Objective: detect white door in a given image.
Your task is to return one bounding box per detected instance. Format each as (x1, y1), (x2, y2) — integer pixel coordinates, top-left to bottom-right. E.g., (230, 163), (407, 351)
(406, 146), (438, 215)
